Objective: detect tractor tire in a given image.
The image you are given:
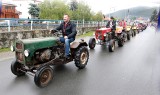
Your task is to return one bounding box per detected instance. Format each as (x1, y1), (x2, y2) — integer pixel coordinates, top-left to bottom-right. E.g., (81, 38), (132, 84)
(118, 39), (124, 47)
(74, 46), (89, 69)
(34, 66), (53, 88)
(134, 30), (136, 36)
(127, 33), (130, 40)
(11, 59), (25, 76)
(89, 38), (96, 49)
(108, 40), (115, 52)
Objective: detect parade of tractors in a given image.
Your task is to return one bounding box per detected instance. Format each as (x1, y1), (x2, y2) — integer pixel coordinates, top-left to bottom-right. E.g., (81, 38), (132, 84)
(10, 18), (148, 88)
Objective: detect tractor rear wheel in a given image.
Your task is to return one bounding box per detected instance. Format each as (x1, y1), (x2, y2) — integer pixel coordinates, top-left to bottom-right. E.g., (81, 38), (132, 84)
(75, 46), (89, 69)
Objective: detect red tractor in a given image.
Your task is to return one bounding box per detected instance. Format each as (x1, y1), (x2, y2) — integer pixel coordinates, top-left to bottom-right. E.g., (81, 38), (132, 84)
(89, 28), (115, 52)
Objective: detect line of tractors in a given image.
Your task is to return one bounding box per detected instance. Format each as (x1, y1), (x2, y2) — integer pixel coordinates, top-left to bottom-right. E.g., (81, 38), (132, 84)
(88, 22), (148, 52)
(10, 21), (148, 88)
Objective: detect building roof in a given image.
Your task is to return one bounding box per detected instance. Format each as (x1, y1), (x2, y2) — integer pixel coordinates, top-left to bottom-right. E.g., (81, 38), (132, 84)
(2, 3), (17, 7)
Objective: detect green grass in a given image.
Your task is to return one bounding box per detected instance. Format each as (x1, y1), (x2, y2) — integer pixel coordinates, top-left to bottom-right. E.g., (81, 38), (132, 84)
(0, 48), (10, 53)
(77, 31), (94, 38)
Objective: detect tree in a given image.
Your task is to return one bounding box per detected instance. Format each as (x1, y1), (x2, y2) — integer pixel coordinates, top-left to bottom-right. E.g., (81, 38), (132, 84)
(38, 0), (71, 19)
(28, 3), (40, 18)
(70, 0), (78, 11)
(71, 1), (92, 20)
(92, 11), (103, 21)
(150, 9), (158, 22)
(38, 0), (104, 21)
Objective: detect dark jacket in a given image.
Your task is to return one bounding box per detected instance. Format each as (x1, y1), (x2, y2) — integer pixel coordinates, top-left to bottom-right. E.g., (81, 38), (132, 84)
(56, 21), (77, 39)
(106, 20), (116, 30)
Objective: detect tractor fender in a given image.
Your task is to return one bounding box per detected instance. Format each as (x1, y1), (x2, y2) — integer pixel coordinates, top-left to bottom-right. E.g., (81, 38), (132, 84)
(71, 41), (88, 49)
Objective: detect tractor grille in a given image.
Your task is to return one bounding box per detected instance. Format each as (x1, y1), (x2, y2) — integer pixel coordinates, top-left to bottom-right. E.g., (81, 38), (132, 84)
(96, 31), (102, 39)
(16, 43), (23, 50)
(16, 42), (24, 62)
(16, 52), (24, 62)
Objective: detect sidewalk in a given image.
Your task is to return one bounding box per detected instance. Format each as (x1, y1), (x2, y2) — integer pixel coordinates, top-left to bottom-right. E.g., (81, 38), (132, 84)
(0, 51), (15, 62)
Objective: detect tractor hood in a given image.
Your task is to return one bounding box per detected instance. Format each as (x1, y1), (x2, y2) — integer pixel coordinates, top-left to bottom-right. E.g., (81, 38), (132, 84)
(21, 37), (58, 49)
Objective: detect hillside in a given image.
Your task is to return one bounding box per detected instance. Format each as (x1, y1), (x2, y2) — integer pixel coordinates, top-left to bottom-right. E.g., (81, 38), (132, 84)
(107, 6), (159, 19)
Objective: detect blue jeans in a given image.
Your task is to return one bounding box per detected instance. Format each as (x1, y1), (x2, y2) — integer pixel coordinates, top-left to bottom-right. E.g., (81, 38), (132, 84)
(59, 37), (75, 56)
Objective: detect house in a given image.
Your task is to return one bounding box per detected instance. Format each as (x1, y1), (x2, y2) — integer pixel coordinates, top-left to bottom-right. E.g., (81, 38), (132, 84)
(0, 3), (21, 18)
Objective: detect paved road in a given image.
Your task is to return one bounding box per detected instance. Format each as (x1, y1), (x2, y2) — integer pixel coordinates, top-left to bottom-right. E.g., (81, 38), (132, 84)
(0, 27), (160, 95)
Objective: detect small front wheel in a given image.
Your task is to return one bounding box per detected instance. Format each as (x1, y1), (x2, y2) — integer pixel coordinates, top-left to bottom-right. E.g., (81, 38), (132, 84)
(11, 59), (25, 76)
(108, 40), (115, 52)
(88, 38), (96, 49)
(34, 66), (53, 88)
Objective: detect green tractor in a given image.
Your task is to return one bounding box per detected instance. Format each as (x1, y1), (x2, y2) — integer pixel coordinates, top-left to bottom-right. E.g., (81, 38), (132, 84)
(10, 31), (89, 88)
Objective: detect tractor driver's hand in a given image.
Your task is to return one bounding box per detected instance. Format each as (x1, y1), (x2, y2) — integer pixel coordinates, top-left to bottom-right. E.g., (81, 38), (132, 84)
(64, 36), (68, 39)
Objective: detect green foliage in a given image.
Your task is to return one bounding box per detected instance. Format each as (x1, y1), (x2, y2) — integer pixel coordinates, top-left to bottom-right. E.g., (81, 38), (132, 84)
(150, 9), (158, 22)
(38, 0), (103, 21)
(28, 3), (40, 18)
(39, 0), (71, 19)
(91, 11), (103, 21)
(0, 48), (10, 53)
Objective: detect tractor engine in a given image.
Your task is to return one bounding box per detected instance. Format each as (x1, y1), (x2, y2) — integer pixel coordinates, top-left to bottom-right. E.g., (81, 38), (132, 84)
(35, 47), (64, 63)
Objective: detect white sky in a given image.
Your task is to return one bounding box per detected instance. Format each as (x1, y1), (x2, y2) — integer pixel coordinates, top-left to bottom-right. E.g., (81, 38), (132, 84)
(83, 0), (160, 14)
(2, 0), (160, 18)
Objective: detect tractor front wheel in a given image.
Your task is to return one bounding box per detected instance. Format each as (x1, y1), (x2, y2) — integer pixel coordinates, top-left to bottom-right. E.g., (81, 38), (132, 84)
(11, 59), (25, 76)
(34, 66), (53, 88)
(89, 38), (96, 49)
(108, 40), (115, 52)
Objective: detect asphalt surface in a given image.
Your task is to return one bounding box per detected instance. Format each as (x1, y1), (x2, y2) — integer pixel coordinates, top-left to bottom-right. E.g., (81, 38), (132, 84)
(0, 27), (160, 95)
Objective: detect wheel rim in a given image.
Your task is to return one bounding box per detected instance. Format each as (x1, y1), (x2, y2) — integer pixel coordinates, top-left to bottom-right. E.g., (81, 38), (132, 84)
(40, 69), (52, 86)
(112, 43), (115, 50)
(80, 52), (88, 65)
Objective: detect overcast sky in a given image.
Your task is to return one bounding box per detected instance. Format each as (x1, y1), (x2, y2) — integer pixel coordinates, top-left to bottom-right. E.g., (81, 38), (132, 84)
(2, 0), (160, 18)
(83, 0), (160, 14)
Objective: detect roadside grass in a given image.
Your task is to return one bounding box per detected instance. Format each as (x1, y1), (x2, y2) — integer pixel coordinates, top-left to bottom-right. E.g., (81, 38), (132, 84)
(0, 48), (10, 53)
(77, 31), (94, 38)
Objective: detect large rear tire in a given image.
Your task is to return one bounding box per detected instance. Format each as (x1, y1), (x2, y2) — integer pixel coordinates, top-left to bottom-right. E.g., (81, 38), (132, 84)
(118, 38), (124, 47)
(11, 59), (25, 76)
(34, 66), (53, 88)
(75, 46), (89, 69)
(134, 30), (136, 36)
(88, 38), (96, 49)
(127, 33), (130, 40)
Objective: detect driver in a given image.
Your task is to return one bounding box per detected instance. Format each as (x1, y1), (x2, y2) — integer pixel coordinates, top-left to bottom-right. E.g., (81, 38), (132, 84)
(51, 14), (77, 59)
(106, 16), (116, 38)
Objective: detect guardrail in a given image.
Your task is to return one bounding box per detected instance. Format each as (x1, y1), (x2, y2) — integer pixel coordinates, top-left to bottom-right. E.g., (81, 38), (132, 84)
(0, 18), (107, 32)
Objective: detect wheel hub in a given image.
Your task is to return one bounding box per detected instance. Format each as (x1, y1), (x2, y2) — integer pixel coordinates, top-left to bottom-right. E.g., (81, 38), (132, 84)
(40, 70), (51, 85)
(80, 52), (87, 65)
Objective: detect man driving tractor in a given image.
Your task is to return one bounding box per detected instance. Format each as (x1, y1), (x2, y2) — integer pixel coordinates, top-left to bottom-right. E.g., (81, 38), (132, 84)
(51, 14), (77, 59)
(119, 19), (126, 29)
(106, 16), (116, 38)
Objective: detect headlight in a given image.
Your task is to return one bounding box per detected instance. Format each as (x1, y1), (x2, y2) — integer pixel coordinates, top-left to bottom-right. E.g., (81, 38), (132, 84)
(24, 50), (29, 57)
(10, 45), (14, 52)
(104, 33), (106, 36)
(93, 33), (95, 36)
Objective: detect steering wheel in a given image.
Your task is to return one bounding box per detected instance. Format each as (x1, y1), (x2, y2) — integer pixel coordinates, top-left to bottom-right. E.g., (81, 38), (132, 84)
(50, 29), (62, 37)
